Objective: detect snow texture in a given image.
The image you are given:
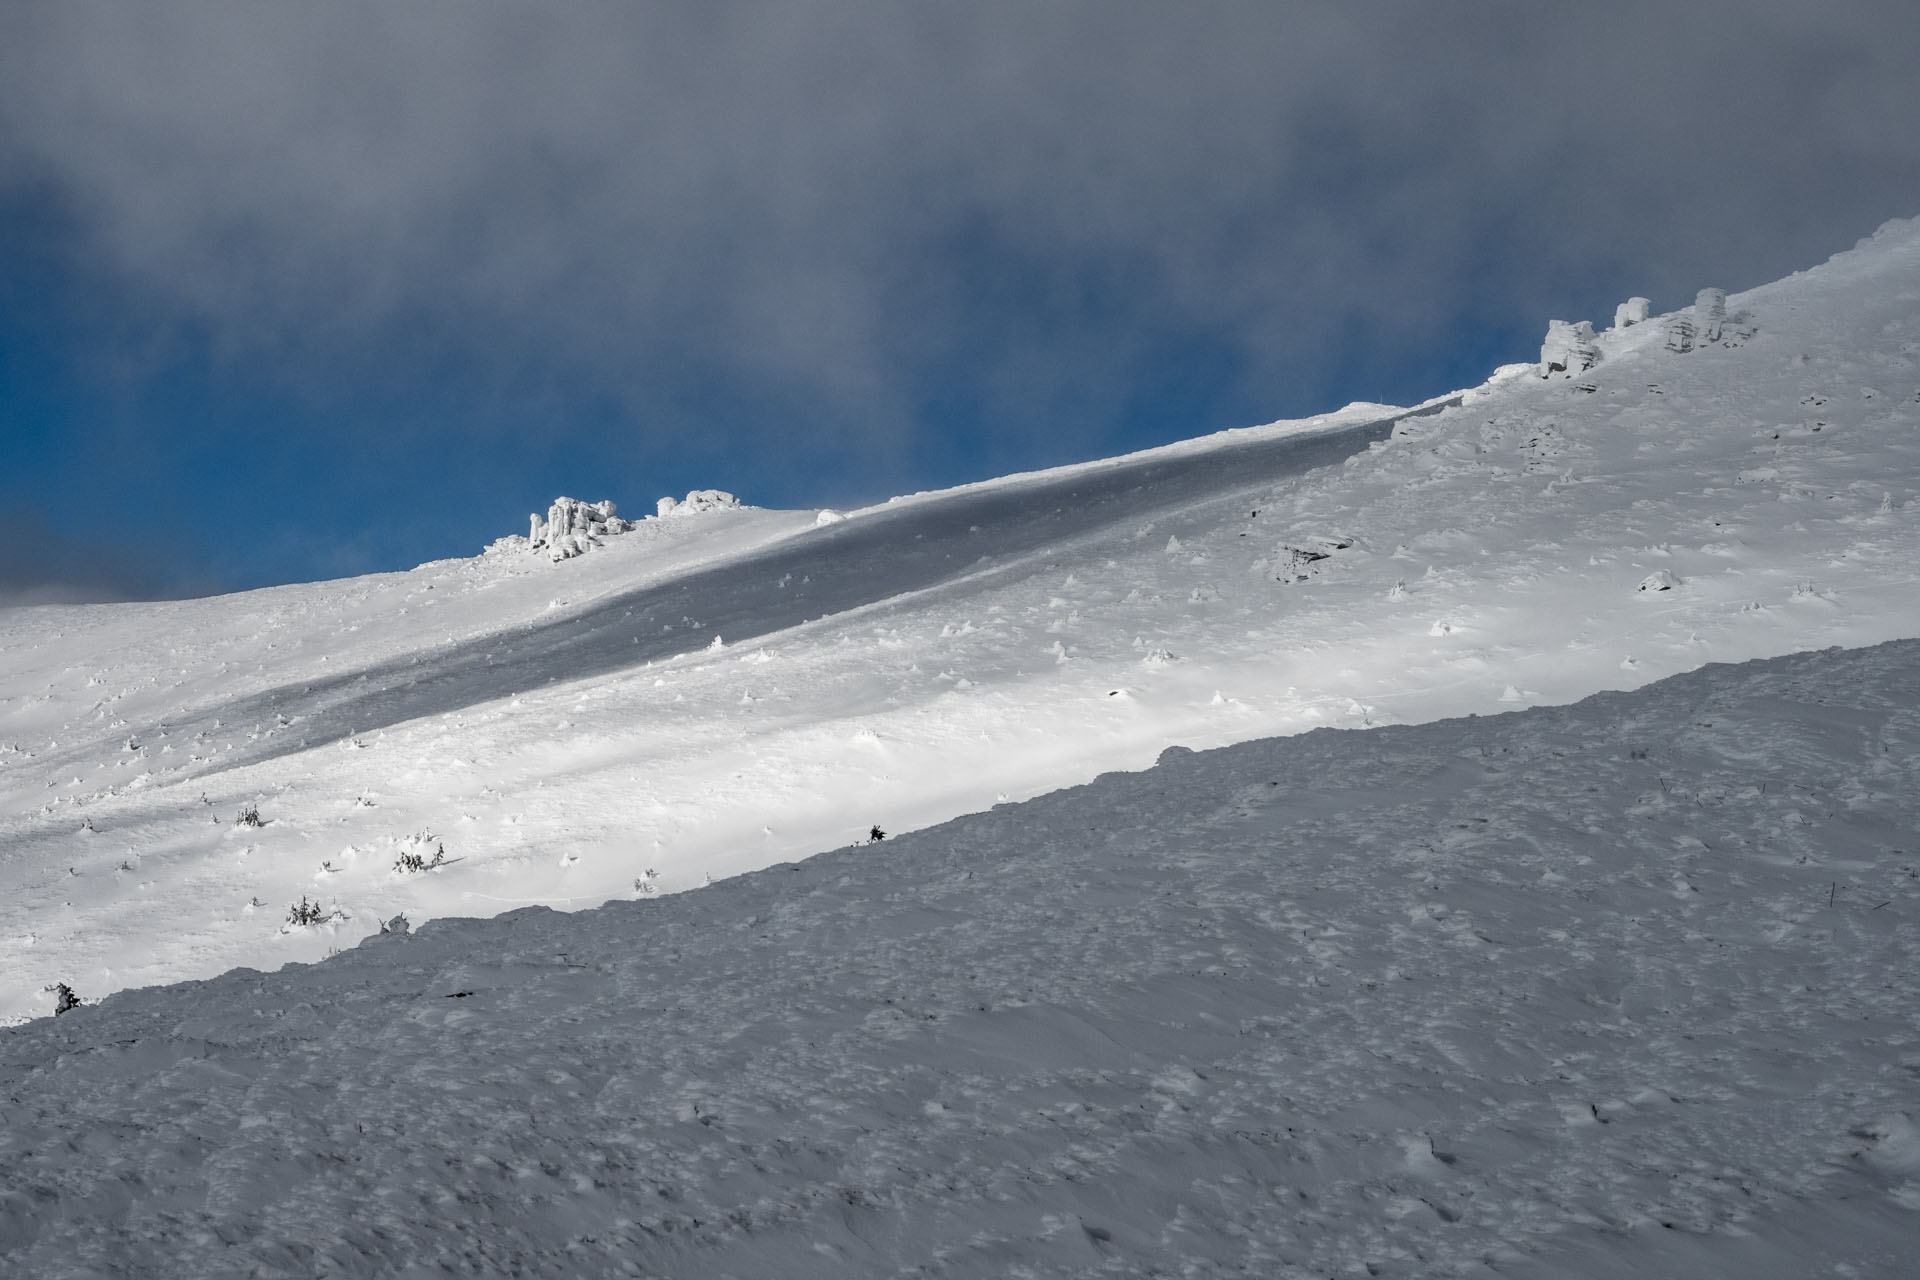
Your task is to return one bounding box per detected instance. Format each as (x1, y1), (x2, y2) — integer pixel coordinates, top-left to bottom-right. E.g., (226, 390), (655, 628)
(2, 640), (1917, 1278)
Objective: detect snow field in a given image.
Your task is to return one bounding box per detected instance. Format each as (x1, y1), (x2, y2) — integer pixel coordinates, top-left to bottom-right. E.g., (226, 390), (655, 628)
(2, 638), (1916, 1277)
(1, 217), (1919, 1030)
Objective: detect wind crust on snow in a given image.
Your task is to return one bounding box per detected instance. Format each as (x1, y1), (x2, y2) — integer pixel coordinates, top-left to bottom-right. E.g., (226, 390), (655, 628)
(3, 638), (1918, 1277)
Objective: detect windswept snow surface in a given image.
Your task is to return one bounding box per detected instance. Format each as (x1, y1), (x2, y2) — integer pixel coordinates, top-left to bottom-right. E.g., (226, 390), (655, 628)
(3, 218), (1920, 1024)
(3, 640), (1918, 1278)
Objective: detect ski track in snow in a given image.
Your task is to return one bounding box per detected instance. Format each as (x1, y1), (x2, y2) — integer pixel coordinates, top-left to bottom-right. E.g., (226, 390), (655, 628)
(2, 639), (1917, 1278)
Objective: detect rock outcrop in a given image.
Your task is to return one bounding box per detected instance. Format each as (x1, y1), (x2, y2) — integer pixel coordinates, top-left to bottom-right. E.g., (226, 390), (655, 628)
(529, 497), (633, 561)
(1612, 297), (1651, 329)
(509, 489), (747, 562)
(1695, 287), (1727, 344)
(1539, 320), (1600, 377)
(657, 490), (742, 517)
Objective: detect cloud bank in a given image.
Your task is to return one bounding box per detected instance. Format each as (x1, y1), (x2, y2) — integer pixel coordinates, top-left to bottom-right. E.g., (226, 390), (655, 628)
(2, 2), (1917, 587)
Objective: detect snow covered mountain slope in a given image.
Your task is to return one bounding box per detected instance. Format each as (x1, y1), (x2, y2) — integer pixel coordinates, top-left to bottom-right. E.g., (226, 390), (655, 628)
(4, 638), (1916, 1279)
(3, 217), (1920, 1022)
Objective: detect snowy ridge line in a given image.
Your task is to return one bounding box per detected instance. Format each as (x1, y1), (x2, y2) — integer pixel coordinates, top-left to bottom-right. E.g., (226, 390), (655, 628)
(126, 402), (1447, 780)
(851, 391), (1462, 516)
(3, 638), (1917, 1277)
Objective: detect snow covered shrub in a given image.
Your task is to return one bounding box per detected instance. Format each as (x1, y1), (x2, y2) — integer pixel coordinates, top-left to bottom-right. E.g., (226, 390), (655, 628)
(236, 803), (263, 828)
(48, 982), (82, 1016)
(393, 835), (448, 874)
(286, 896), (335, 927)
(868, 825), (887, 843)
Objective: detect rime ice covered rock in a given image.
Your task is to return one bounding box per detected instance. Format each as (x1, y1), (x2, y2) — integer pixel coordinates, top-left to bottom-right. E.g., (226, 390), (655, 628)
(1539, 319), (1600, 377)
(1612, 297), (1651, 329)
(1638, 569), (1680, 592)
(1664, 288), (1737, 354)
(527, 497), (633, 561)
(658, 489), (743, 517)
(1695, 287), (1727, 343)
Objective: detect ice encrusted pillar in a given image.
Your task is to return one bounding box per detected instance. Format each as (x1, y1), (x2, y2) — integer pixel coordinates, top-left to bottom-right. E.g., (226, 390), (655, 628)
(1695, 288), (1726, 344)
(1539, 320), (1599, 377)
(1612, 297), (1650, 329)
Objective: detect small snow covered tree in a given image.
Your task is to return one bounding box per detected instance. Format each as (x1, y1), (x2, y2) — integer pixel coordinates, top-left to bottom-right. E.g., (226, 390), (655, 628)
(393, 839), (448, 874)
(287, 896), (331, 926)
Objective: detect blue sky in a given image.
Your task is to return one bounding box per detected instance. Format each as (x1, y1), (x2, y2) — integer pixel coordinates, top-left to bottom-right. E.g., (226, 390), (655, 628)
(3, 1), (1918, 600)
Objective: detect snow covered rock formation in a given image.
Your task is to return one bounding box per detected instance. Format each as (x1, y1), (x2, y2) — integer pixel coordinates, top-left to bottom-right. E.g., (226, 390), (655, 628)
(1664, 313), (1697, 352)
(1612, 296), (1651, 329)
(658, 489), (742, 517)
(1696, 286), (1728, 343)
(528, 497), (632, 561)
(1662, 286), (1742, 354)
(1538, 318), (1600, 376)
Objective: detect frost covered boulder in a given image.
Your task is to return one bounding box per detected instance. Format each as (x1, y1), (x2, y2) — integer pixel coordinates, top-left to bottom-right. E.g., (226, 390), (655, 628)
(657, 489), (743, 517)
(1664, 315), (1696, 353)
(528, 497), (633, 561)
(1638, 569), (1680, 592)
(1539, 319), (1600, 377)
(1612, 297), (1651, 329)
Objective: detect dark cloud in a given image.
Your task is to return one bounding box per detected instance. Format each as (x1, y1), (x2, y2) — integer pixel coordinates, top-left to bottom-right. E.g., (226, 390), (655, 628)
(2, 2), (1917, 554)
(0, 508), (213, 606)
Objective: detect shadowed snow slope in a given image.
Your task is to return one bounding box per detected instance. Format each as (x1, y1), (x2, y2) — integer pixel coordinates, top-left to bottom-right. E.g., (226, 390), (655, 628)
(3, 639), (1917, 1278)
(2, 218), (1919, 1024)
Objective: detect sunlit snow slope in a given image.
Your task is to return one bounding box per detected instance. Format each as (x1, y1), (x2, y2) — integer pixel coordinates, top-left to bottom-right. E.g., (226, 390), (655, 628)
(4, 217), (1920, 1022)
